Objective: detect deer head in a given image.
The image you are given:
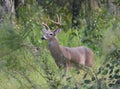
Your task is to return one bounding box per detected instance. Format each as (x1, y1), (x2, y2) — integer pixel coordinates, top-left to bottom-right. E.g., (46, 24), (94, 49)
(41, 28), (61, 40)
(41, 15), (62, 40)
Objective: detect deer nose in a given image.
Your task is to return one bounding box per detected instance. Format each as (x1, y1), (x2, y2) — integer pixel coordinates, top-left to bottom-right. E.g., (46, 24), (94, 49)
(41, 36), (47, 40)
(41, 37), (45, 40)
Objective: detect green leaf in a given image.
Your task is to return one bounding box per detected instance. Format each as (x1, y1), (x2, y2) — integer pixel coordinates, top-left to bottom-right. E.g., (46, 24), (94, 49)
(84, 80), (91, 84)
(91, 77), (95, 81)
(102, 69), (108, 75)
(109, 69), (113, 74)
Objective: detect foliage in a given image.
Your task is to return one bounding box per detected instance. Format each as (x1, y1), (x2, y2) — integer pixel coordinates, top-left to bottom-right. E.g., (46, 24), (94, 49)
(0, 1), (120, 89)
(0, 21), (22, 57)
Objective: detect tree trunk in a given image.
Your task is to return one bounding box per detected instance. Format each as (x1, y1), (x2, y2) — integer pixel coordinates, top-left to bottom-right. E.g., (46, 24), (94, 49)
(0, 0), (24, 22)
(71, 0), (81, 29)
(0, 0), (15, 22)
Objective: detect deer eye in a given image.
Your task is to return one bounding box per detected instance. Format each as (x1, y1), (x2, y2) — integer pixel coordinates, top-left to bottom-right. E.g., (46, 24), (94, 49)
(50, 34), (53, 35)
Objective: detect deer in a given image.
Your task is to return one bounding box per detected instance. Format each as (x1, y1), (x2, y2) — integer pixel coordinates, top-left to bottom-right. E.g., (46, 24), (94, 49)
(41, 15), (94, 76)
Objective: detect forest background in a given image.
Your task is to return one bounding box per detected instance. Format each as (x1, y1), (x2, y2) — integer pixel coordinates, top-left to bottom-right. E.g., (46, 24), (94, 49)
(0, 0), (120, 89)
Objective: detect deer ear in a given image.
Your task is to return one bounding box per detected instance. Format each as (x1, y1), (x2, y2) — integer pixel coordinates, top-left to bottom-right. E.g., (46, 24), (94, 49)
(54, 28), (61, 35)
(42, 27), (47, 33)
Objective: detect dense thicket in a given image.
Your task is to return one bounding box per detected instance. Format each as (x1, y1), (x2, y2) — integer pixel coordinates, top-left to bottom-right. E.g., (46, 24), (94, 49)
(0, 0), (120, 89)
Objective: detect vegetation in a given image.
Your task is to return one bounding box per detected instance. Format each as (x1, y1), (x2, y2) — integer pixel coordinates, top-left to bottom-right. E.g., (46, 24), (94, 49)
(0, 0), (120, 89)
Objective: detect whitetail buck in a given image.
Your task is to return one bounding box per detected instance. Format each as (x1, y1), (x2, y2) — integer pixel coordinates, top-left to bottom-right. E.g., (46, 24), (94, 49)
(41, 15), (94, 75)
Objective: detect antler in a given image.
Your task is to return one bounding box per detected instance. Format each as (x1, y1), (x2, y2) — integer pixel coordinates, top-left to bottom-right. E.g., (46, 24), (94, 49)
(49, 14), (62, 27)
(41, 21), (50, 30)
(40, 15), (62, 30)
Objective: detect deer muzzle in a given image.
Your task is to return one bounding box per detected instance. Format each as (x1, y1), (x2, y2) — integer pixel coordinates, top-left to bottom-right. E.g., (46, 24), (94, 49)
(41, 36), (47, 40)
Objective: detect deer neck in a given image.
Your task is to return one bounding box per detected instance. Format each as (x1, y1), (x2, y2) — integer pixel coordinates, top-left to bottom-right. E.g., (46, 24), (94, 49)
(48, 37), (67, 67)
(48, 37), (61, 52)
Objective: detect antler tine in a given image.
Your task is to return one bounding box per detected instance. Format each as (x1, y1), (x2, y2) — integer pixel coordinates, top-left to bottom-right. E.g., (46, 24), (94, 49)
(40, 17), (50, 30)
(41, 21), (50, 31)
(57, 14), (62, 25)
(49, 14), (62, 27)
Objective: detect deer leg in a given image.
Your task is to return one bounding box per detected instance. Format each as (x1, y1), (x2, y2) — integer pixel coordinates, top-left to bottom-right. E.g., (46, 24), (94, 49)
(62, 61), (70, 77)
(78, 65), (92, 78)
(62, 67), (67, 78)
(80, 65), (97, 80)
(81, 66), (91, 79)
